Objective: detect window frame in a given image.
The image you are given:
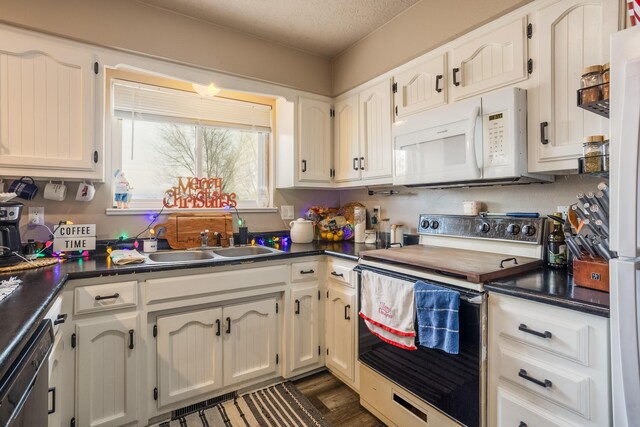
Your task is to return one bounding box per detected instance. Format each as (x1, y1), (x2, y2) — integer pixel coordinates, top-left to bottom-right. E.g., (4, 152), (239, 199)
(107, 69), (275, 212)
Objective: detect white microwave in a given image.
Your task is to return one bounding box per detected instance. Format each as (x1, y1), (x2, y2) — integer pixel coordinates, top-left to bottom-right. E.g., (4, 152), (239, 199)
(393, 87), (552, 187)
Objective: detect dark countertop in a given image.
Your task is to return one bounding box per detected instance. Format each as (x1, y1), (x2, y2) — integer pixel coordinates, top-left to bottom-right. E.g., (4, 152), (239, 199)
(485, 267), (610, 317)
(0, 240), (610, 381)
(0, 240), (371, 380)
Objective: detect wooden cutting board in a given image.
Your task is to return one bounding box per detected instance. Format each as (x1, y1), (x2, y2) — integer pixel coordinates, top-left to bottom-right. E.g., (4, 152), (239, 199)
(155, 213), (233, 249)
(360, 245), (542, 283)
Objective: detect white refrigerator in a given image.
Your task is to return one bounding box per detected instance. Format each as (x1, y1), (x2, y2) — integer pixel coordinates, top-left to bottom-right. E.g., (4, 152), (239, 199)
(610, 25), (640, 427)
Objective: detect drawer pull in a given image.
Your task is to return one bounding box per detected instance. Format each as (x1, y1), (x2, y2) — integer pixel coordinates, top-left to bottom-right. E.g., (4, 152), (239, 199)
(518, 369), (552, 388)
(53, 313), (67, 325)
(95, 293), (120, 301)
(48, 387), (56, 414)
(295, 299), (301, 314)
(518, 323), (552, 339)
(344, 304), (351, 320)
(226, 317), (231, 334)
(128, 329), (135, 350)
(330, 271), (344, 278)
(519, 423), (527, 427)
(300, 269), (315, 275)
(216, 319), (221, 336)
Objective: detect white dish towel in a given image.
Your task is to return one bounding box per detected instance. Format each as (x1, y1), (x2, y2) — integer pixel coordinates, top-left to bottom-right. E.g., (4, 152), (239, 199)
(359, 270), (416, 350)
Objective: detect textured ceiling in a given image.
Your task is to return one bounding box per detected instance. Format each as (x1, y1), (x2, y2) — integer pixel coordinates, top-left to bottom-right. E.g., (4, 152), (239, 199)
(136, 0), (420, 57)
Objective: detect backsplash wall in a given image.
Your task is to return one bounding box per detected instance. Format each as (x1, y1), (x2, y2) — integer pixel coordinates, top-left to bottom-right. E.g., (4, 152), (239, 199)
(338, 175), (603, 232)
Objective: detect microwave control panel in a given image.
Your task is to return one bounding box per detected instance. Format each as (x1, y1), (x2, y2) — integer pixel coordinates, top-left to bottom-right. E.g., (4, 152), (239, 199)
(483, 110), (509, 167)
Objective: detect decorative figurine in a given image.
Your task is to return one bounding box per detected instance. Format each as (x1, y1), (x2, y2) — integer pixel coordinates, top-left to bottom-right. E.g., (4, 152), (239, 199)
(114, 169), (132, 209)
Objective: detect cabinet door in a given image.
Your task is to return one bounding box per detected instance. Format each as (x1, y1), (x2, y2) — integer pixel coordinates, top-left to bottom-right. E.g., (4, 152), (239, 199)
(76, 314), (138, 427)
(223, 298), (278, 387)
(334, 94), (360, 183)
(394, 54), (446, 118)
(532, 0), (615, 171)
(450, 17), (528, 101)
(290, 283), (321, 372)
(298, 96), (332, 183)
(0, 27), (99, 178)
(359, 80), (393, 181)
(325, 282), (355, 381)
(156, 307), (223, 408)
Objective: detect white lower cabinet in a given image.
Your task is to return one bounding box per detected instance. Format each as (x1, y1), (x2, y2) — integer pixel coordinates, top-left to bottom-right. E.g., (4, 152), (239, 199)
(488, 293), (610, 427)
(222, 298), (279, 386)
(325, 279), (356, 383)
(156, 307), (223, 407)
(289, 283), (322, 372)
(155, 297), (279, 408)
(75, 313), (139, 427)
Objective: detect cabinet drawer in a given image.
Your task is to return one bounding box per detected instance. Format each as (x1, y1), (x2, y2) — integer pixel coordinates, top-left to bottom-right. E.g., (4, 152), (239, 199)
(326, 259), (355, 287)
(497, 347), (590, 418)
(497, 387), (579, 427)
(44, 296), (65, 336)
(492, 294), (590, 365)
(291, 261), (319, 282)
(74, 281), (137, 315)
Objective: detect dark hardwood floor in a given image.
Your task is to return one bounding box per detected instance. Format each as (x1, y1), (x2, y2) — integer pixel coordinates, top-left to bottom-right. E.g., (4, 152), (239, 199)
(294, 371), (386, 427)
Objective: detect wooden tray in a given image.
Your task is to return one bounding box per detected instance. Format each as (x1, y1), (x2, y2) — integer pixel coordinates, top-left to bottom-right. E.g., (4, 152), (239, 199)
(156, 213), (233, 249)
(360, 245), (543, 283)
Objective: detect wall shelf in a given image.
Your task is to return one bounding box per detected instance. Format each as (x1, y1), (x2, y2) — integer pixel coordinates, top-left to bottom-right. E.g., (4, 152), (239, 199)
(577, 83), (610, 118)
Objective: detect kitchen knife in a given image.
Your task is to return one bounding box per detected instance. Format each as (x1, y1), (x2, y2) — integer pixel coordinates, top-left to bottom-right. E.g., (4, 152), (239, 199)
(597, 182), (610, 199)
(583, 218), (605, 238)
(564, 233), (583, 260)
(593, 238), (613, 261)
(589, 204), (607, 223)
(571, 204), (588, 222)
(577, 192), (590, 207)
(576, 233), (598, 257)
(595, 191), (609, 214)
(587, 192), (608, 217)
(594, 219), (610, 239)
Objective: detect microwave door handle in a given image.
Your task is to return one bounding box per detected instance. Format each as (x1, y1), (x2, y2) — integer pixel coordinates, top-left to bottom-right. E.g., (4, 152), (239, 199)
(467, 106), (482, 178)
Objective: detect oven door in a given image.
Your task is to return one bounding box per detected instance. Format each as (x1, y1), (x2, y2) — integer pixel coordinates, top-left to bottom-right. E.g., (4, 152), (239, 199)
(357, 265), (486, 427)
(393, 97), (483, 186)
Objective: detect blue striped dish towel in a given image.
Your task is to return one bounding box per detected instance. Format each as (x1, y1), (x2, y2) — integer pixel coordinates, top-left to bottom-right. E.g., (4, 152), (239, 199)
(415, 280), (460, 354)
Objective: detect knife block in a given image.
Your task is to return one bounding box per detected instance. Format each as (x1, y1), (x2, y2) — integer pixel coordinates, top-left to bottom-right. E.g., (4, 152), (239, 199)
(573, 256), (609, 292)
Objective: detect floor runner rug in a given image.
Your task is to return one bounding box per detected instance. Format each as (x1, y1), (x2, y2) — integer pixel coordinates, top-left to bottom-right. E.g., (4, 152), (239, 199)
(159, 382), (332, 427)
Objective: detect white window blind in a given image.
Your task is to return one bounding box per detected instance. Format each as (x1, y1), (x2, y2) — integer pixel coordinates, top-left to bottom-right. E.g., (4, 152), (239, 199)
(112, 80), (272, 131)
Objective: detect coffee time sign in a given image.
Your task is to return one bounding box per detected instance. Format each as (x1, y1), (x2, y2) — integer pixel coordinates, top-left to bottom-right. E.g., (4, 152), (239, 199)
(53, 224), (97, 252)
(163, 177), (237, 209)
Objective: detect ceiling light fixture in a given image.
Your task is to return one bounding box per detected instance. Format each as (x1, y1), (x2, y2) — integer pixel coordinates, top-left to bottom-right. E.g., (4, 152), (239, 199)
(192, 82), (221, 97)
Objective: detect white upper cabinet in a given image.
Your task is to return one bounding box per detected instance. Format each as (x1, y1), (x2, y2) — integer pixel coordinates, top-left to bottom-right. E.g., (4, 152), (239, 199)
(529, 0), (617, 172)
(0, 26), (102, 180)
(298, 96), (332, 184)
(393, 54), (447, 118)
(360, 80), (393, 181)
(334, 94), (360, 183)
(450, 17), (528, 102)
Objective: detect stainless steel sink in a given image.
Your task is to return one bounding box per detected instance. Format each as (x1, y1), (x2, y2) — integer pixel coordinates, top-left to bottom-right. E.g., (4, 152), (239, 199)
(146, 251), (216, 263)
(211, 246), (282, 258)
(144, 246), (283, 264)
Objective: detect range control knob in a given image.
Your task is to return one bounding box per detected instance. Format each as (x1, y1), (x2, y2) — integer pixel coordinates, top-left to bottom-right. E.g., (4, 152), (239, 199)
(522, 225), (536, 236)
(478, 223), (491, 233)
(420, 219), (430, 229)
(430, 220), (439, 230)
(507, 224), (521, 235)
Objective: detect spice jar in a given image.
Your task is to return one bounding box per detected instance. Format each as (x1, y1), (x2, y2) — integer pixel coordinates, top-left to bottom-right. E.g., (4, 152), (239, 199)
(582, 135), (605, 173)
(601, 62), (610, 100)
(580, 65), (603, 104)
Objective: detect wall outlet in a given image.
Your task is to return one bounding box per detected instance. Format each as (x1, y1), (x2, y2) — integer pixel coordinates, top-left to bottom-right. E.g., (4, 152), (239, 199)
(557, 205), (569, 219)
(29, 207), (45, 225)
(280, 205), (294, 220)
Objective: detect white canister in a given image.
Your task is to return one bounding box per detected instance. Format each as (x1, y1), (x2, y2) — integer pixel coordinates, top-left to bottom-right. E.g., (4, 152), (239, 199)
(390, 224), (404, 245)
(143, 239), (158, 252)
(289, 218), (314, 243)
(353, 206), (366, 243)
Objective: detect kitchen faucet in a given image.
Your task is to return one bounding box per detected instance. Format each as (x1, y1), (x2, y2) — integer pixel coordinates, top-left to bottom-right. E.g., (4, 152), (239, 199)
(200, 229), (209, 247)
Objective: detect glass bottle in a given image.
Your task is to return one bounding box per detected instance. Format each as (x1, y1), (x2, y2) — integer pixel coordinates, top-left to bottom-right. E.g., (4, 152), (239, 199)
(582, 135), (605, 173)
(547, 213), (567, 269)
(580, 65), (603, 104)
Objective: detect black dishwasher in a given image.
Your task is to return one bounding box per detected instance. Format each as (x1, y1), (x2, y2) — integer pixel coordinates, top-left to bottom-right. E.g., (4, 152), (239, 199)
(0, 320), (53, 426)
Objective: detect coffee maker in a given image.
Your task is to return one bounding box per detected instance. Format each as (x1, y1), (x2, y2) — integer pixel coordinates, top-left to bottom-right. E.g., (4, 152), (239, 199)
(0, 201), (24, 267)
